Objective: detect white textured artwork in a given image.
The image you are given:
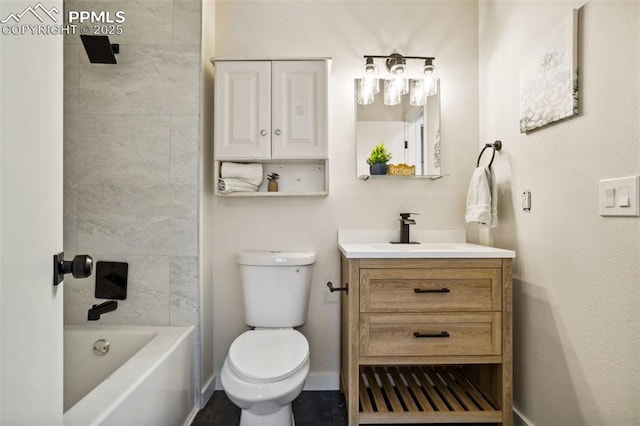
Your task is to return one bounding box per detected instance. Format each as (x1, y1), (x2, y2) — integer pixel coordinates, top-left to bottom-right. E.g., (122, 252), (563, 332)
(519, 9), (579, 133)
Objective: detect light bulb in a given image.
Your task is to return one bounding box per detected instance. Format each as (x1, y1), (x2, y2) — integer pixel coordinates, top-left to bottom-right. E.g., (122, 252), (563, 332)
(384, 79), (401, 106)
(409, 79), (425, 106)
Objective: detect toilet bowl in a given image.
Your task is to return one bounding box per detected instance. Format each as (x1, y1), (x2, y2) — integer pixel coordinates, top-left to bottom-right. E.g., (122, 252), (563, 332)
(221, 329), (310, 426)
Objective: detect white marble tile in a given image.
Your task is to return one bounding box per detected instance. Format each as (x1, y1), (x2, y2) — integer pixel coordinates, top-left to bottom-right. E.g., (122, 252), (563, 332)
(173, 0), (201, 45)
(65, 0), (173, 46)
(77, 184), (197, 256)
(64, 255), (172, 325)
(64, 114), (170, 185)
(118, 0), (174, 45)
(170, 115), (199, 184)
(64, 182), (79, 256)
(169, 256), (199, 326)
(77, 44), (200, 115)
(64, 45), (80, 114)
(63, 274), (94, 324)
(98, 255), (171, 325)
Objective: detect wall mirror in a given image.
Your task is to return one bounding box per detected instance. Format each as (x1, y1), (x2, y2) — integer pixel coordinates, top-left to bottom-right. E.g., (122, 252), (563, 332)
(355, 81), (441, 179)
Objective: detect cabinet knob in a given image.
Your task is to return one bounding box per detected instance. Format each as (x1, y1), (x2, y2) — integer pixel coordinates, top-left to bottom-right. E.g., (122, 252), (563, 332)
(260, 130), (267, 136)
(274, 129), (281, 136)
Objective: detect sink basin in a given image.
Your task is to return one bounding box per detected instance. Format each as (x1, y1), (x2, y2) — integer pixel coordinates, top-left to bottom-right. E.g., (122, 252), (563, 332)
(368, 243), (465, 252)
(337, 229), (516, 259)
(338, 241), (515, 259)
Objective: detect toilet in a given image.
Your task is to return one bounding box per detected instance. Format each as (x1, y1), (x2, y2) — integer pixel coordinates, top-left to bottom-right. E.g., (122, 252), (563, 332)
(221, 251), (315, 426)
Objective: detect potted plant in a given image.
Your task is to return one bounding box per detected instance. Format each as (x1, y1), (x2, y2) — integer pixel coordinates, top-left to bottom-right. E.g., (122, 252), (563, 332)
(366, 143), (392, 175)
(267, 172), (280, 192)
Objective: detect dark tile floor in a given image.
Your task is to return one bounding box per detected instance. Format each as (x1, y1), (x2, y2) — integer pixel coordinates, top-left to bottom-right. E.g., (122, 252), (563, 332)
(191, 390), (347, 425)
(191, 391), (494, 425)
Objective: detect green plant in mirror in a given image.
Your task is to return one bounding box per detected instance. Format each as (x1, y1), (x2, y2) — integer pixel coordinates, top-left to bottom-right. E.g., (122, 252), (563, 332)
(366, 143), (392, 166)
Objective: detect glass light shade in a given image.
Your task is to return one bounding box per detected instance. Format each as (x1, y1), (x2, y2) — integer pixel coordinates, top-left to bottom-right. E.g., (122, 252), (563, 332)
(409, 79), (425, 106)
(363, 58), (380, 94)
(383, 79), (401, 106)
(390, 63), (406, 75)
(422, 64), (438, 96)
(357, 78), (375, 105)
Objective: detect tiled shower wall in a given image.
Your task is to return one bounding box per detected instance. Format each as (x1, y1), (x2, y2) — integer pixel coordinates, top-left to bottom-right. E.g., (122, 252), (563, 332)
(62, 0), (201, 334)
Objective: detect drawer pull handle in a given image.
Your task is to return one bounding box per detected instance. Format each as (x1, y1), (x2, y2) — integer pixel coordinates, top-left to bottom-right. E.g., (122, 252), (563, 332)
(414, 331), (450, 338)
(414, 288), (450, 294)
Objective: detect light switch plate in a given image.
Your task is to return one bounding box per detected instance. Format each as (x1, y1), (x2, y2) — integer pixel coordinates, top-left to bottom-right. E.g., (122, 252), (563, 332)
(599, 176), (639, 216)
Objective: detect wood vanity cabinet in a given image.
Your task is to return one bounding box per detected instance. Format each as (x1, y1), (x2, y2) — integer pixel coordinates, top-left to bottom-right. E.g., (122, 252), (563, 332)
(339, 256), (513, 425)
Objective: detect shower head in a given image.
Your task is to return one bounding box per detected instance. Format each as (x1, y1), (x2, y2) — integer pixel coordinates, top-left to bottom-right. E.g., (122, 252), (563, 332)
(80, 35), (119, 64)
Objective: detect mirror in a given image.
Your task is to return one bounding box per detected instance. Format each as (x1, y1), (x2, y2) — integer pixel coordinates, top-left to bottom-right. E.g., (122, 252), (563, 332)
(355, 81), (441, 178)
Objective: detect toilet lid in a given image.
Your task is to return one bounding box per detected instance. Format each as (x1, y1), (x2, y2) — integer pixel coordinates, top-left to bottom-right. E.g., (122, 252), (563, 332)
(228, 329), (309, 383)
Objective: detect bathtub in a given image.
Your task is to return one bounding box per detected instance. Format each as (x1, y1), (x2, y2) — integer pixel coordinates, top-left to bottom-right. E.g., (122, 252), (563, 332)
(63, 325), (196, 425)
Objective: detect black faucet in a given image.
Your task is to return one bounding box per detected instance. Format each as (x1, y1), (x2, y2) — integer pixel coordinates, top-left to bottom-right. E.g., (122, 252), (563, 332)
(392, 212), (420, 244)
(88, 300), (118, 321)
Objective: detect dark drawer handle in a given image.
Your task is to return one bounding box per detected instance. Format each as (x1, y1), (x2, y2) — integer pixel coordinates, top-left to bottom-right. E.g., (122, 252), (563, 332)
(413, 331), (450, 338)
(414, 288), (450, 294)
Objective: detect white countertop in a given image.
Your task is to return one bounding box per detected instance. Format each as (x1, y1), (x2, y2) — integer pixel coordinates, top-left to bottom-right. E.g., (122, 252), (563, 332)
(338, 229), (515, 259)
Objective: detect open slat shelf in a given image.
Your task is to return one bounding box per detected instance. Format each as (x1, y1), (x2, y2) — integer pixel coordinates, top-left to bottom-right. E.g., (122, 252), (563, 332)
(358, 365), (502, 424)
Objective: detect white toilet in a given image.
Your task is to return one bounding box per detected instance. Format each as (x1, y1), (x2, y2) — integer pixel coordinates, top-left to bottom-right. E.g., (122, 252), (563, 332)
(221, 251), (315, 426)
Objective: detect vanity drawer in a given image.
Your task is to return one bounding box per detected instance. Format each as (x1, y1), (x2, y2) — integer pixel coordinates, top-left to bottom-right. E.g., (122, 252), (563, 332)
(360, 268), (501, 313)
(360, 312), (501, 357)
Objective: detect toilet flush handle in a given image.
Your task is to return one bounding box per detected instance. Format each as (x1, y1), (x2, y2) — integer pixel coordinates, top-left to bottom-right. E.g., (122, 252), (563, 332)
(326, 282), (348, 295)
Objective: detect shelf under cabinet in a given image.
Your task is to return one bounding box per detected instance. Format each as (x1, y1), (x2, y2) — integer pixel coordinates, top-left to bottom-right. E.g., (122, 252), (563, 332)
(214, 159), (329, 197)
(358, 365), (502, 424)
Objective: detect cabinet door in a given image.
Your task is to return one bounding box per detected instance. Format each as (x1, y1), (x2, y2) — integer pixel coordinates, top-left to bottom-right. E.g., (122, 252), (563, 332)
(272, 61), (327, 159)
(214, 61), (271, 159)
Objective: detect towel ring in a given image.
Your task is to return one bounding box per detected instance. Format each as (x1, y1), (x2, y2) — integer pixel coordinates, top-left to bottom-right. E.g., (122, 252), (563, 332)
(476, 140), (502, 168)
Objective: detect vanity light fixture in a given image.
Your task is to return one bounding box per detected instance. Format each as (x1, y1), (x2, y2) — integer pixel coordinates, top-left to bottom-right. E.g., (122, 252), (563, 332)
(357, 53), (438, 106)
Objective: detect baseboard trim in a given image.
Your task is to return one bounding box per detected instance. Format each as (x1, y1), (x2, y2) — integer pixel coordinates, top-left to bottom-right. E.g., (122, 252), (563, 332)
(514, 406), (534, 426)
(200, 374), (216, 407)
(303, 373), (340, 390)
(183, 406), (199, 426)
(214, 372), (340, 391)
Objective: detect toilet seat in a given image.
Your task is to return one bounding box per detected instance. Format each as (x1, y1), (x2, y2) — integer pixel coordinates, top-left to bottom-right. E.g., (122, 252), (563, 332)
(228, 329), (309, 384)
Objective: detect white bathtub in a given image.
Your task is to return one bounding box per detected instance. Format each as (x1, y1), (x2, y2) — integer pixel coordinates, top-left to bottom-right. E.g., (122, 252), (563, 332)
(63, 325), (196, 425)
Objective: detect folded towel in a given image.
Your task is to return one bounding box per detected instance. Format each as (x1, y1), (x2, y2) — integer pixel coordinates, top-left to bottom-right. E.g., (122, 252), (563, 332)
(220, 162), (263, 186)
(465, 166), (498, 227)
(218, 178), (259, 194)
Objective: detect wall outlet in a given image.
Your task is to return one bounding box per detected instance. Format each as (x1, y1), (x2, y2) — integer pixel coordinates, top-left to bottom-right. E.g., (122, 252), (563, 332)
(522, 190), (531, 212)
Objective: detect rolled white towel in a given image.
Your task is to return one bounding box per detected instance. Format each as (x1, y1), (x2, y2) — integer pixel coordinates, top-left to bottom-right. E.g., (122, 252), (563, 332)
(220, 162), (263, 186)
(218, 178), (258, 194)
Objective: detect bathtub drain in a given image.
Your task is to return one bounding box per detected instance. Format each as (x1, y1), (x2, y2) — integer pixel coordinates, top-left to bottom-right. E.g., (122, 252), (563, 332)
(93, 339), (110, 356)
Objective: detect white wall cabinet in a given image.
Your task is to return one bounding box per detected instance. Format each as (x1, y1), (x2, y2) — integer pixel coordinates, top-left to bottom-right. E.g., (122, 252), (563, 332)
(212, 59), (329, 196)
(214, 60), (327, 160)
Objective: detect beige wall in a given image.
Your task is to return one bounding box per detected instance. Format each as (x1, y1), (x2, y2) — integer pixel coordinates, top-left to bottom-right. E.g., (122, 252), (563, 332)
(207, 0), (480, 387)
(479, 1), (640, 424)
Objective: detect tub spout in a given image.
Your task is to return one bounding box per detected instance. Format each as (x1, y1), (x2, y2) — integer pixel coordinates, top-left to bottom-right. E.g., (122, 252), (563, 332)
(88, 300), (118, 321)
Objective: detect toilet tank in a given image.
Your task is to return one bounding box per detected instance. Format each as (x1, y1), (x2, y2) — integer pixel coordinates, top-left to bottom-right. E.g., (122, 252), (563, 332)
(237, 251), (315, 328)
